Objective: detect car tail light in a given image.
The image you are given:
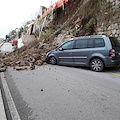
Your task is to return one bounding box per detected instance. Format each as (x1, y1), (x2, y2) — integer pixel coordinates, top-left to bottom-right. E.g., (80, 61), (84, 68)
(109, 49), (115, 57)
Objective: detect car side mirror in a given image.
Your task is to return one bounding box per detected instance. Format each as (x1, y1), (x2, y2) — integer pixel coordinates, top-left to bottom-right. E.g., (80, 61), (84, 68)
(59, 48), (63, 51)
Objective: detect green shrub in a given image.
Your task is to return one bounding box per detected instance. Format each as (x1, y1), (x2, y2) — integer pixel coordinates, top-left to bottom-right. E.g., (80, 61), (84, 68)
(86, 18), (95, 33)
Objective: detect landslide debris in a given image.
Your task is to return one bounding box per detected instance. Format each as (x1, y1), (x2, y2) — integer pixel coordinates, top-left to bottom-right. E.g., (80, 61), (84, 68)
(0, 40), (57, 71)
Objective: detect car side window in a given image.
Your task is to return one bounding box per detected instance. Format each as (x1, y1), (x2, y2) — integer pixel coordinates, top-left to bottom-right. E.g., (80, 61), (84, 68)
(75, 39), (87, 49)
(61, 41), (74, 50)
(94, 38), (105, 47)
(87, 39), (94, 48)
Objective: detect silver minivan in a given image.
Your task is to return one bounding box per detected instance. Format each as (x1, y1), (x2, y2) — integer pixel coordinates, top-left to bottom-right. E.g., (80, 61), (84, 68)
(46, 35), (120, 71)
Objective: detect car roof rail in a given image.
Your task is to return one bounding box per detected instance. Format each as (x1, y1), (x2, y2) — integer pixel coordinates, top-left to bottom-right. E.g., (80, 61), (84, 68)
(71, 35), (107, 40)
(89, 35), (106, 37)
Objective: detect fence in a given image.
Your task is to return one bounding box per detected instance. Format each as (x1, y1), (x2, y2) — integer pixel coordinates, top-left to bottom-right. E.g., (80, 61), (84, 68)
(34, 0), (70, 24)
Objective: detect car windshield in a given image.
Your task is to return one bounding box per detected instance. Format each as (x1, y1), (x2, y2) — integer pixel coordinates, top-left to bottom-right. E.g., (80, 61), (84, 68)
(109, 37), (120, 47)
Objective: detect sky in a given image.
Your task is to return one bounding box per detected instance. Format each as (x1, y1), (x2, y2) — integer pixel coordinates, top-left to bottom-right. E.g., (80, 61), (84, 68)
(0, 0), (57, 39)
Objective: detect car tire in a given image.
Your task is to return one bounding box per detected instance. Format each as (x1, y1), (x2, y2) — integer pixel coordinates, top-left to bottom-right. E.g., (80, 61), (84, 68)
(49, 56), (57, 65)
(90, 58), (104, 72)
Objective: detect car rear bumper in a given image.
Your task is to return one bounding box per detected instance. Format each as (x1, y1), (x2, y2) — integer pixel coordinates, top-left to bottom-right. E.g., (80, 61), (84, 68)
(104, 57), (120, 67)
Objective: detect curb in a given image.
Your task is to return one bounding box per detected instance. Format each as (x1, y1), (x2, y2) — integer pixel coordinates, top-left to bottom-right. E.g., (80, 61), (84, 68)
(0, 89), (7, 120)
(0, 72), (21, 120)
(0, 41), (5, 48)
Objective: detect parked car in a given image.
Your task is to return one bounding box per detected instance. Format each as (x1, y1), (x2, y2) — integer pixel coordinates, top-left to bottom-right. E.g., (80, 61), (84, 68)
(12, 40), (18, 46)
(46, 35), (120, 71)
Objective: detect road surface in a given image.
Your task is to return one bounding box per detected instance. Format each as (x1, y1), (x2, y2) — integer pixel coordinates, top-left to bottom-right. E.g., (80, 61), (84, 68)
(4, 65), (120, 120)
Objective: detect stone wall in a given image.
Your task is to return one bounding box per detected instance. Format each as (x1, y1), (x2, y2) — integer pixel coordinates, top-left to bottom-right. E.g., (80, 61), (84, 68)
(97, 0), (120, 40)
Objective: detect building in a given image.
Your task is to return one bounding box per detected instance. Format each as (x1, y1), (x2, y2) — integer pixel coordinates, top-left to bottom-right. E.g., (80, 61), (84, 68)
(0, 38), (3, 43)
(40, 6), (47, 16)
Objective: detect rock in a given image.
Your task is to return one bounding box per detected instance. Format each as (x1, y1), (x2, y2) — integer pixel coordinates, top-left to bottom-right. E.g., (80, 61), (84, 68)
(107, 30), (112, 36)
(20, 61), (26, 66)
(24, 61), (30, 66)
(43, 62), (47, 65)
(38, 44), (44, 49)
(15, 66), (28, 71)
(0, 68), (7, 72)
(30, 63), (35, 70)
(0, 63), (5, 68)
(38, 43), (49, 49)
(30, 65), (35, 70)
(41, 89), (43, 91)
(16, 61), (21, 64)
(33, 54), (41, 60)
(29, 57), (36, 63)
(112, 29), (117, 34)
(35, 60), (43, 66)
(41, 54), (46, 62)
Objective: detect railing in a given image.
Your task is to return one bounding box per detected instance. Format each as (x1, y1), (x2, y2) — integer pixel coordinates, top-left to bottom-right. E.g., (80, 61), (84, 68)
(34, 0), (70, 24)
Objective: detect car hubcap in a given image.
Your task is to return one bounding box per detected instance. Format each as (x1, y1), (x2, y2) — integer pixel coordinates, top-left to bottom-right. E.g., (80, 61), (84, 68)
(91, 60), (102, 71)
(49, 57), (56, 64)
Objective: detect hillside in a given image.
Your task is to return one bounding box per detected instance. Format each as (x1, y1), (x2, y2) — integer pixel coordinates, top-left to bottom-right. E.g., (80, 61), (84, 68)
(0, 0), (120, 71)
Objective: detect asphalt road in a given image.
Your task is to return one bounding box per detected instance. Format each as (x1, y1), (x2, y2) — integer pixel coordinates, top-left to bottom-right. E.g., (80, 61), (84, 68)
(4, 65), (120, 120)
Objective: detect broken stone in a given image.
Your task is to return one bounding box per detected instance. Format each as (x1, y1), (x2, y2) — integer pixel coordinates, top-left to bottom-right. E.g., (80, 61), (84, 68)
(35, 60), (43, 66)
(0, 63), (5, 68)
(0, 68), (7, 72)
(41, 54), (46, 62)
(16, 61), (21, 64)
(43, 62), (47, 65)
(29, 57), (35, 63)
(24, 61), (30, 66)
(15, 66), (28, 71)
(20, 61), (26, 66)
(29, 63), (35, 70)
(41, 89), (43, 91)
(30, 65), (35, 70)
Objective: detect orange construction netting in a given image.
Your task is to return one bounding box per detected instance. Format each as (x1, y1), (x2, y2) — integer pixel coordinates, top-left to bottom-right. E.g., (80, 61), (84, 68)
(34, 0), (70, 24)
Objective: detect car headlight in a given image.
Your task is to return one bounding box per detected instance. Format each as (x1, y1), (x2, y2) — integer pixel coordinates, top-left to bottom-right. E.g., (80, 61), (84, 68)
(46, 52), (49, 56)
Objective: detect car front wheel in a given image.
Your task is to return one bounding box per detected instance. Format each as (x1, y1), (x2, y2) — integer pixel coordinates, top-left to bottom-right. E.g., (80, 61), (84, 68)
(90, 58), (104, 72)
(48, 56), (57, 65)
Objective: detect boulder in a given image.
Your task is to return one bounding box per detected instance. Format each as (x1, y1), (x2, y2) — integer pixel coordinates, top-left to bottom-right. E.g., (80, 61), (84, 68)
(0, 63), (5, 68)
(15, 66), (28, 71)
(35, 60), (43, 66)
(0, 68), (7, 72)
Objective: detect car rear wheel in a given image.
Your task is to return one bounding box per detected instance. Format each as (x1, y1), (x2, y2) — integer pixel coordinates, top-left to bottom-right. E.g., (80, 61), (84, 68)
(49, 56), (57, 65)
(90, 58), (104, 72)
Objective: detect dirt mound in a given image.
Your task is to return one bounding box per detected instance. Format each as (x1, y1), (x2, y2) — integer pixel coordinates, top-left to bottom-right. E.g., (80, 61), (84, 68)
(0, 40), (57, 71)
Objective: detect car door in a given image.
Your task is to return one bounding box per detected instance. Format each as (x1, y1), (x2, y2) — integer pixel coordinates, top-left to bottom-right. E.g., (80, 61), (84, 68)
(73, 38), (94, 66)
(55, 40), (75, 65)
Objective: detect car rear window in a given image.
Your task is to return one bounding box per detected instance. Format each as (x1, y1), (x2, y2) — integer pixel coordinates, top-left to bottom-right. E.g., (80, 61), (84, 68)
(109, 37), (120, 47)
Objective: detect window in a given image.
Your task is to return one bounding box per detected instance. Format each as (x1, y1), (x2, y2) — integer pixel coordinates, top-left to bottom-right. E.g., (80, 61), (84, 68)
(94, 38), (105, 47)
(75, 39), (88, 49)
(61, 41), (74, 50)
(88, 39), (94, 48)
(109, 37), (120, 47)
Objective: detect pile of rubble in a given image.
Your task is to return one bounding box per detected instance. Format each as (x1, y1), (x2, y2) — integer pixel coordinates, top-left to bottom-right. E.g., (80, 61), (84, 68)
(0, 41), (57, 72)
